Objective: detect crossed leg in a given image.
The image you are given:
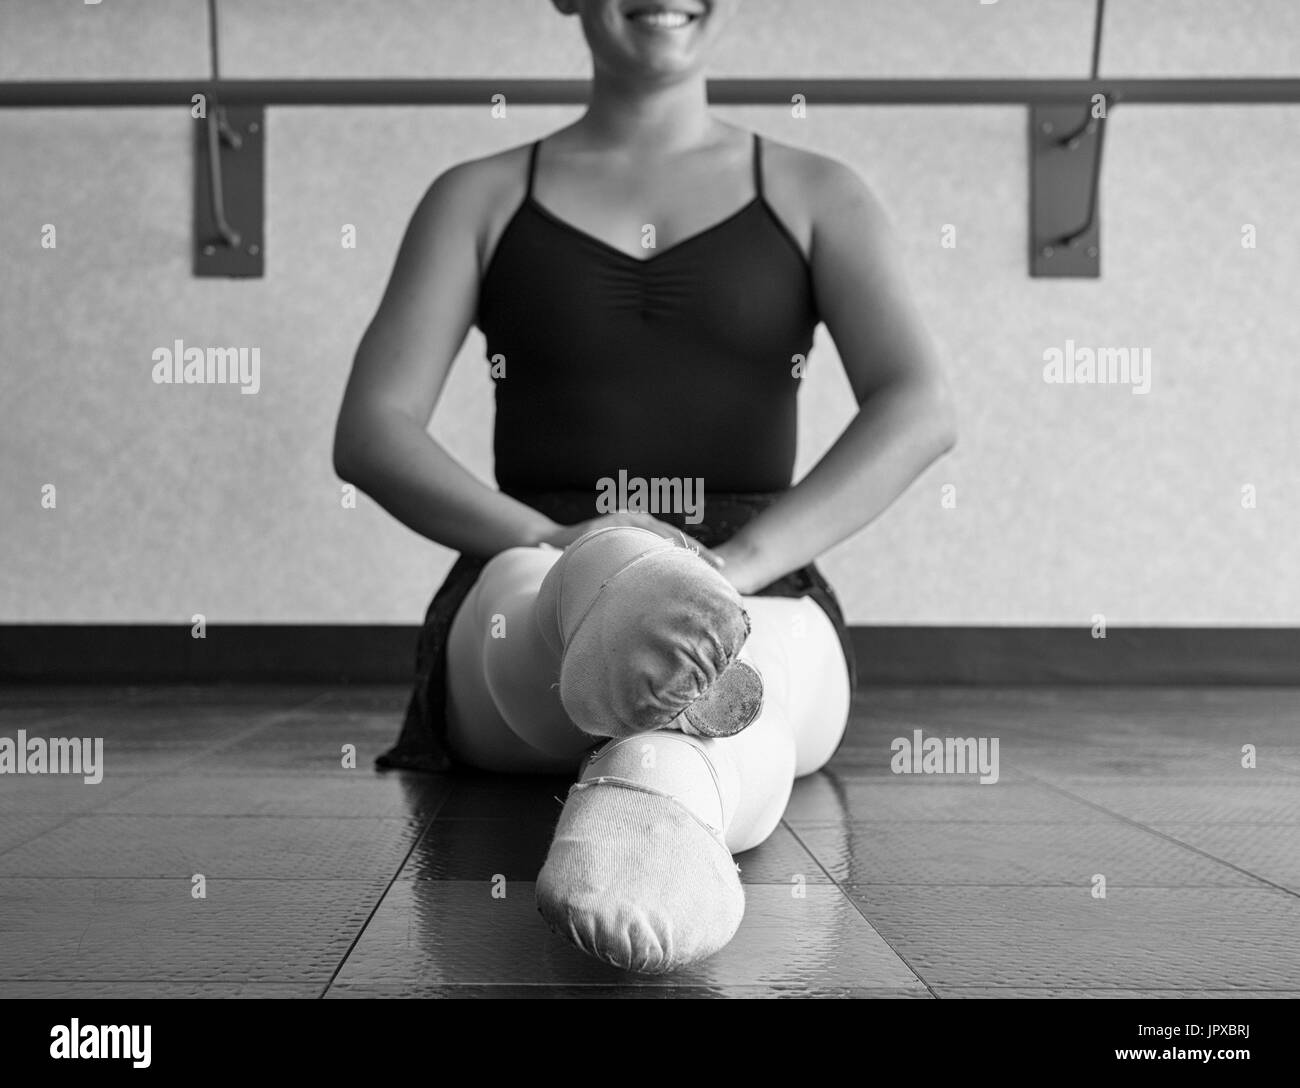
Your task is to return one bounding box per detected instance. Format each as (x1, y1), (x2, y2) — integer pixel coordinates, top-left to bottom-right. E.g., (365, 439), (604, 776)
(445, 528), (851, 971)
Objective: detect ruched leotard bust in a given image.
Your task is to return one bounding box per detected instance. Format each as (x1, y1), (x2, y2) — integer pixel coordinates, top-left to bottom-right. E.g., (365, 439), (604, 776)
(479, 133), (819, 496)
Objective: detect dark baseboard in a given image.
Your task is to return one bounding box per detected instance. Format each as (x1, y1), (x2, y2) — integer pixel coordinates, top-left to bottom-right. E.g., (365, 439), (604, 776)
(849, 627), (1300, 685)
(2, 625), (1299, 685)
(0, 625), (416, 685)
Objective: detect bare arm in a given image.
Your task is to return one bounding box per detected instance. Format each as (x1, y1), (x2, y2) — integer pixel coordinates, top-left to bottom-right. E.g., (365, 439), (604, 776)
(332, 160), (559, 558)
(714, 157), (958, 592)
(333, 158), (724, 564)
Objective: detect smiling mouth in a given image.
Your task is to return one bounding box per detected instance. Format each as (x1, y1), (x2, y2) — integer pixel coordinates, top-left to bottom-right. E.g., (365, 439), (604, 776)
(626, 8), (701, 30)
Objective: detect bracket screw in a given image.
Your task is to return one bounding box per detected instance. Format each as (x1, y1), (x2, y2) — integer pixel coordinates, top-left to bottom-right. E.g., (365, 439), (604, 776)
(1086, 245), (1099, 258)
(1042, 246), (1055, 258)
(249, 244), (261, 256)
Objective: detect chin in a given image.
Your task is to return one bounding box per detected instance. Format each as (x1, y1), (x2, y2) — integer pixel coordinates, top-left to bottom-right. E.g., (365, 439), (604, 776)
(584, 1), (735, 80)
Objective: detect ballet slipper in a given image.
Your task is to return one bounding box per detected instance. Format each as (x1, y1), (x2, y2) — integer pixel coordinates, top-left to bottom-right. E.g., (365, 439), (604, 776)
(536, 777), (744, 974)
(534, 526), (763, 740)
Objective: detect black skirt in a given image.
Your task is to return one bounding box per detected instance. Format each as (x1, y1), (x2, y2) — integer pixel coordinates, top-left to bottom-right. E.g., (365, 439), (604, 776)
(376, 489), (858, 773)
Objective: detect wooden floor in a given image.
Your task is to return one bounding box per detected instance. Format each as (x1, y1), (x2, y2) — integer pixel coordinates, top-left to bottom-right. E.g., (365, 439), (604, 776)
(0, 684), (1297, 998)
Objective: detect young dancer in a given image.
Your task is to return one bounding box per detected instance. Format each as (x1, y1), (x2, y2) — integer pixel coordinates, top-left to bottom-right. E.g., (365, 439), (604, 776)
(334, 0), (956, 972)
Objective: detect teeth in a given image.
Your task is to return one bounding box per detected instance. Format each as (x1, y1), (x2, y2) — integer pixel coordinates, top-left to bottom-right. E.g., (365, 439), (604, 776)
(632, 11), (693, 28)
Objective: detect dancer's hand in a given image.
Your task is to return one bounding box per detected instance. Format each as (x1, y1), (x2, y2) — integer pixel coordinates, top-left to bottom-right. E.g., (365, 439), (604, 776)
(710, 537), (769, 595)
(542, 513), (726, 571)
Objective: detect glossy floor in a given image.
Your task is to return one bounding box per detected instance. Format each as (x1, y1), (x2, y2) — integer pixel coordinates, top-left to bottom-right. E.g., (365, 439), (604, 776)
(1, 685), (1297, 998)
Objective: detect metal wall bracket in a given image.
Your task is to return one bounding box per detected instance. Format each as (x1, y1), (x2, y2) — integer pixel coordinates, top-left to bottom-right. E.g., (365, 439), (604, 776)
(193, 104), (264, 277)
(1030, 102), (1106, 277)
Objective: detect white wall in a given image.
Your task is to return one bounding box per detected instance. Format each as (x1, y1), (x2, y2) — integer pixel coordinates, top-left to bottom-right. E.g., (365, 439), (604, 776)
(2, 0), (1297, 624)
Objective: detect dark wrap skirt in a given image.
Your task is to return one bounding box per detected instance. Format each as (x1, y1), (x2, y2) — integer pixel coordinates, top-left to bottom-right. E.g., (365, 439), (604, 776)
(376, 489), (858, 773)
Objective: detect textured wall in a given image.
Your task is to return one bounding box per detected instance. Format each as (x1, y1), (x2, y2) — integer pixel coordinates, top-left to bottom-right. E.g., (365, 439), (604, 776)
(1, 0), (1298, 625)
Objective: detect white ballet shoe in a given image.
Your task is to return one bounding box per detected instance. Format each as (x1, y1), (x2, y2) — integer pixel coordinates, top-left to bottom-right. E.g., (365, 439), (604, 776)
(536, 776), (744, 974)
(534, 526), (763, 740)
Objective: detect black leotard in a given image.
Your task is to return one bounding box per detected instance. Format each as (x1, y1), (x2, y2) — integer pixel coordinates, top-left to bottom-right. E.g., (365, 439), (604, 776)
(479, 133), (818, 495)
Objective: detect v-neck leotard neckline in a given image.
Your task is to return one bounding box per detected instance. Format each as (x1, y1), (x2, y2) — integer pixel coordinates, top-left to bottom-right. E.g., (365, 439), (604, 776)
(478, 131), (820, 496)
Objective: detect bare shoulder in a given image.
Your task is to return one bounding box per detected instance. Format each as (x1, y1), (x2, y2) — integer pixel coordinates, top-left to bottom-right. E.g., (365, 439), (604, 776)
(403, 143), (537, 268)
(428, 143), (533, 205)
(757, 136), (894, 246)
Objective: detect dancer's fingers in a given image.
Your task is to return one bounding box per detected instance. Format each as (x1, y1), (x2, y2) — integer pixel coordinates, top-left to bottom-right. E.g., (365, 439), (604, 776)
(623, 513), (725, 570)
(542, 512), (718, 567)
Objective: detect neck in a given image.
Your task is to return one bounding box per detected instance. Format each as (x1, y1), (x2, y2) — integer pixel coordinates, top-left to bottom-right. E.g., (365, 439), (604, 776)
(580, 67), (714, 151)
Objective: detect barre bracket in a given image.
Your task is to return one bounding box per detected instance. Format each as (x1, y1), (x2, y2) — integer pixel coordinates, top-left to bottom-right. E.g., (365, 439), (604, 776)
(1030, 101), (1107, 278)
(193, 104), (264, 278)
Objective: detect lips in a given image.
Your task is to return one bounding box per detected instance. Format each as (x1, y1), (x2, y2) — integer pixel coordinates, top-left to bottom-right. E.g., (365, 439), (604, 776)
(625, 6), (702, 29)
